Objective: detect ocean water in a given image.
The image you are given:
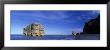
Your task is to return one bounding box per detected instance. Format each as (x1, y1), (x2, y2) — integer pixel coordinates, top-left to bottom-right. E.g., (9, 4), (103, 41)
(11, 35), (75, 40)
(11, 34), (100, 40)
(75, 34), (100, 40)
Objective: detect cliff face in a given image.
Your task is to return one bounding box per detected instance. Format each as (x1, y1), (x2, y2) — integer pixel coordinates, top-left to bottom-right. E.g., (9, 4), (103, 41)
(23, 23), (44, 36)
(83, 15), (100, 34)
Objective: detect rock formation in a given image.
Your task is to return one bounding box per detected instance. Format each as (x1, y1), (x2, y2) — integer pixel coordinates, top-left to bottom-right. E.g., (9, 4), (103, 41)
(23, 23), (44, 36)
(83, 15), (100, 34)
(72, 15), (100, 40)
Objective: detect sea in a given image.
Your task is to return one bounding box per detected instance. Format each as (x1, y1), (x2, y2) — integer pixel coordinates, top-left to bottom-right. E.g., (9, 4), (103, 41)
(11, 35), (75, 40)
(11, 34), (100, 40)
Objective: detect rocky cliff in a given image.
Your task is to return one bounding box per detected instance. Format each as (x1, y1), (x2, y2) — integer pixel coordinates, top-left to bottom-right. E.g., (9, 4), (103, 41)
(83, 15), (100, 34)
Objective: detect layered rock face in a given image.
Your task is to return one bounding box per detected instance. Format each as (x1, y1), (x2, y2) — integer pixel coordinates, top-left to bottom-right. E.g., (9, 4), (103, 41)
(23, 23), (44, 36)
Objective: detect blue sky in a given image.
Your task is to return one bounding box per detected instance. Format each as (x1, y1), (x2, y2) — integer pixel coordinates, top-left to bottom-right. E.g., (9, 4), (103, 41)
(10, 10), (100, 35)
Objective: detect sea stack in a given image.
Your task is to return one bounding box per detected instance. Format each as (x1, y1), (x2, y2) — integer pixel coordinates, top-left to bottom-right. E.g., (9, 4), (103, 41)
(23, 23), (44, 36)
